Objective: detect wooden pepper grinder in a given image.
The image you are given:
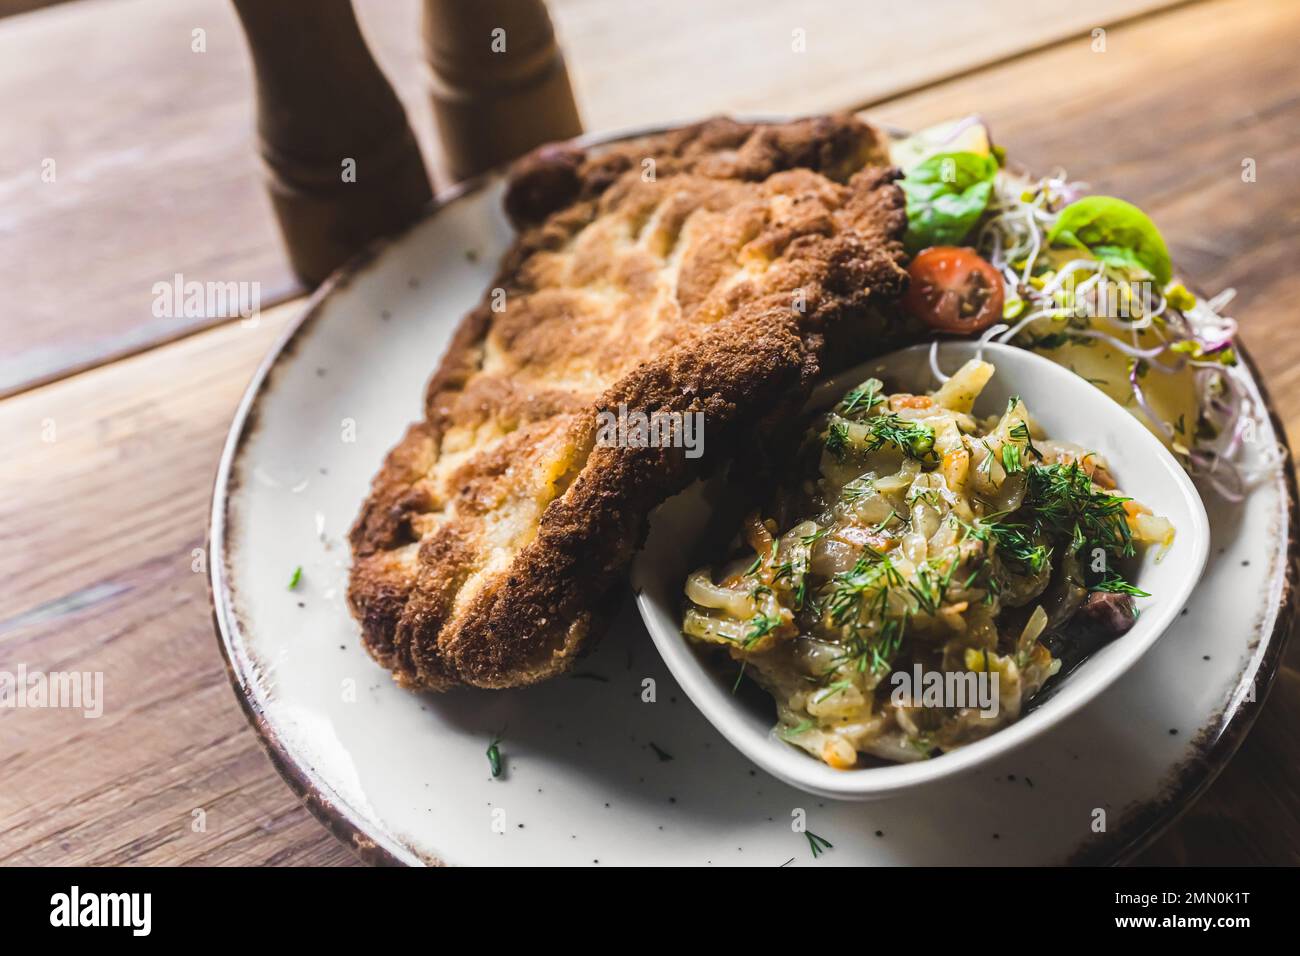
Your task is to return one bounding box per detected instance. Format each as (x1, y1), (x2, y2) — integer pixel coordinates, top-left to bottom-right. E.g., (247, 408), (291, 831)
(232, 0), (433, 286)
(423, 0), (583, 182)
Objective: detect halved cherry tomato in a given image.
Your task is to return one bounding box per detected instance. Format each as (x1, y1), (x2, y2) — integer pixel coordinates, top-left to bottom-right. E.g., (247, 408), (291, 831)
(903, 246), (1005, 334)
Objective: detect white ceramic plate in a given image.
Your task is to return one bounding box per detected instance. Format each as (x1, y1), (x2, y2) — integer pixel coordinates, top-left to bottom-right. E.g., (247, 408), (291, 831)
(634, 341), (1210, 800)
(210, 126), (1296, 865)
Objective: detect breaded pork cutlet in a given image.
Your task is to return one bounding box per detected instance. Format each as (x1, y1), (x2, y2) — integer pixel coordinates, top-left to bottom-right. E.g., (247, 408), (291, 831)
(348, 115), (913, 690)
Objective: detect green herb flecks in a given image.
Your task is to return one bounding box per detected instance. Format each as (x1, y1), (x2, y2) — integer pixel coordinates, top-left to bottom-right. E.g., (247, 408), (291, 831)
(825, 421), (850, 460)
(1023, 461), (1134, 560)
(837, 379), (884, 418)
(975, 518), (1051, 576)
(841, 477), (875, 503)
(1091, 574), (1150, 597)
(1008, 420), (1042, 461)
(780, 719), (816, 739)
(744, 609), (784, 648)
(486, 731), (505, 778)
(804, 830), (834, 859)
(864, 414), (936, 461)
(1001, 443), (1023, 474)
(288, 566), (303, 590)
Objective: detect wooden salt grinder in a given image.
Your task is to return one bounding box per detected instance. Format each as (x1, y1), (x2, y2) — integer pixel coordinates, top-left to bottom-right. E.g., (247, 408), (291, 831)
(422, 0), (583, 182)
(231, 0), (434, 286)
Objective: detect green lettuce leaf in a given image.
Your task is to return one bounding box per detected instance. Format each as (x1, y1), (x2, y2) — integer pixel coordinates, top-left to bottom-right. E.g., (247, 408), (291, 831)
(1047, 196), (1172, 287)
(900, 151), (999, 253)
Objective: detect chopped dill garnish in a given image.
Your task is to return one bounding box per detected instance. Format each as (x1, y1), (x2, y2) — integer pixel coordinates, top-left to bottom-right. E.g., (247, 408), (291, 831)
(825, 420), (850, 460)
(841, 477), (874, 503)
(1008, 420), (1042, 460)
(837, 379), (884, 418)
(1023, 461), (1134, 559)
(975, 518), (1051, 575)
(1091, 574), (1150, 597)
(800, 526), (831, 546)
(804, 830), (834, 858)
(288, 566), (303, 590)
(486, 731), (505, 778)
(744, 610), (783, 647)
(826, 549), (903, 626)
(872, 510), (902, 534)
(864, 414), (936, 461)
(780, 719), (816, 739)
(1001, 442), (1023, 474)
(904, 557), (957, 615)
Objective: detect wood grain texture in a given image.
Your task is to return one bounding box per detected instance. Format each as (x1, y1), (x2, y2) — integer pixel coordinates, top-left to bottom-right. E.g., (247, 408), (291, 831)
(1, 0), (1297, 865)
(0, 301), (354, 865)
(0, 0), (1182, 397)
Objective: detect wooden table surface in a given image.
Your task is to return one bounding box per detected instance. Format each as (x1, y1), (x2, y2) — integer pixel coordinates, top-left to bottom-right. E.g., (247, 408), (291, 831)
(2, 0), (1297, 865)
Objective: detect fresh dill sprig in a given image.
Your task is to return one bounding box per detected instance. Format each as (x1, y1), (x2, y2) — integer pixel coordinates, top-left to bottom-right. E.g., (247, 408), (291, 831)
(864, 414), (936, 461)
(836, 379), (884, 418)
(826, 549), (902, 626)
(904, 558), (957, 615)
(825, 420), (850, 460)
(804, 830), (834, 858)
(744, 609), (783, 647)
(800, 526), (831, 546)
(814, 680), (854, 703)
(841, 477), (874, 503)
(1001, 442), (1023, 475)
(1009, 420), (1043, 461)
(1091, 574), (1150, 597)
(1023, 461), (1134, 559)
(780, 719), (816, 739)
(974, 518), (1051, 575)
(486, 730), (505, 778)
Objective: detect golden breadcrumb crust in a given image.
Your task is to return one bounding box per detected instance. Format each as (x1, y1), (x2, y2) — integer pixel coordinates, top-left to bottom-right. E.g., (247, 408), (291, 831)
(348, 115), (912, 689)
